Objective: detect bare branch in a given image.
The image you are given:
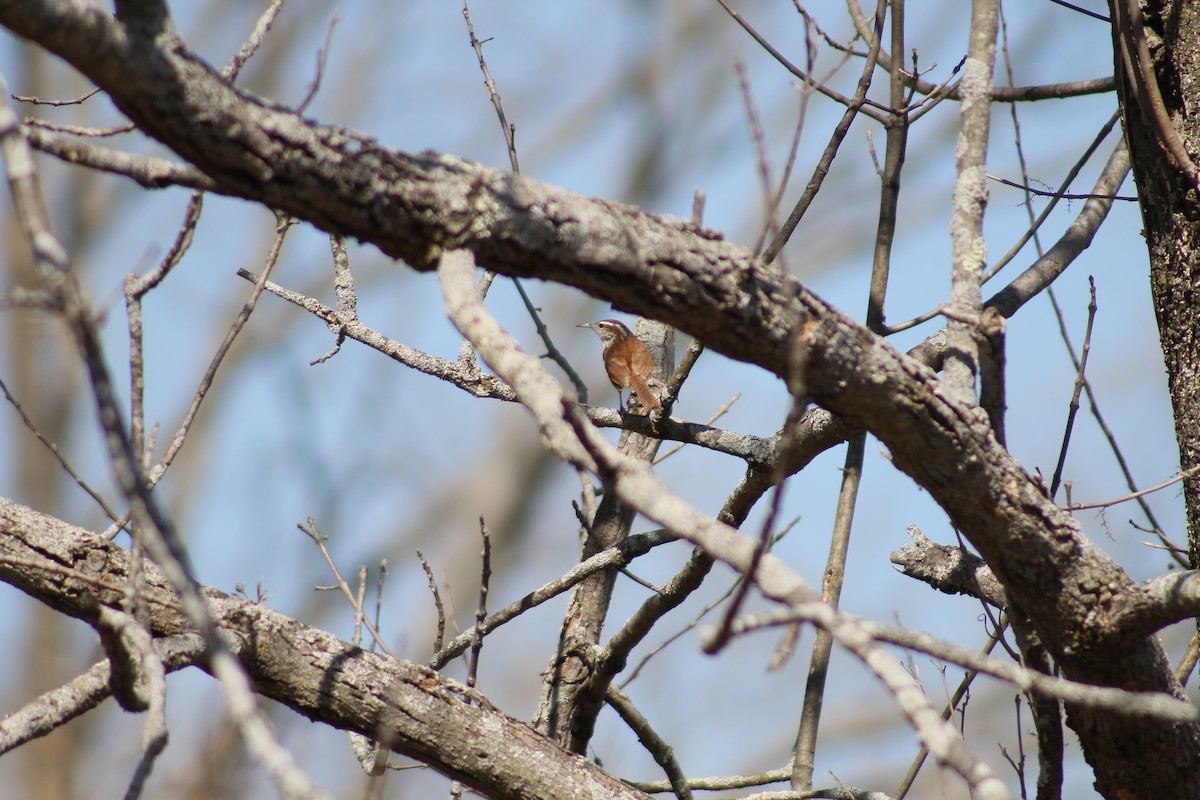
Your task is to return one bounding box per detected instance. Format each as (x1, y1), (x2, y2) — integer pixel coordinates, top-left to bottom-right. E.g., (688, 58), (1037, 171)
(605, 686), (693, 800)
(0, 632), (204, 757)
(724, 606), (1200, 726)
(1065, 465), (1200, 512)
(0, 498), (651, 800)
(24, 126), (212, 189)
(428, 530), (672, 669)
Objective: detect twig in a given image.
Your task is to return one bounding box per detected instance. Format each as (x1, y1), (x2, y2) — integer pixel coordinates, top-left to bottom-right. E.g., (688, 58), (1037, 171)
(374, 560), (388, 651)
(312, 234), (354, 365)
(0, 374), (121, 523)
(130, 215), (293, 519)
(346, 563), (389, 778)
(894, 620), (1008, 799)
(723, 607), (1200, 725)
(715, 0), (887, 122)
(762, 0), (889, 263)
(902, 56), (963, 122)
(23, 127), (213, 189)
(1046, 0), (1109, 22)
(427, 530), (672, 669)
(458, 4), (594, 406)
(1044, 272), (1182, 561)
(661, 337), (706, 410)
(653, 392), (740, 465)
(732, 56), (777, 257)
(618, 560), (746, 690)
(296, 11), (340, 113)
(1049, 277), (1097, 498)
(707, 475), (785, 654)
(416, 550), (447, 656)
(888, 126), (1126, 335)
(466, 517), (492, 690)
(462, 1), (519, 172)
(773, 31), (842, 236)
(123, 190), (204, 536)
(605, 686), (693, 800)
(791, 434), (865, 788)
(352, 565), (368, 647)
(986, 172), (1135, 200)
(23, 118), (133, 137)
(299, 518), (393, 658)
(222, 0), (285, 79)
(511, 276), (588, 401)
(1065, 465), (1200, 512)
(997, 698), (1028, 797)
(238, 267), (517, 400)
(11, 87), (101, 106)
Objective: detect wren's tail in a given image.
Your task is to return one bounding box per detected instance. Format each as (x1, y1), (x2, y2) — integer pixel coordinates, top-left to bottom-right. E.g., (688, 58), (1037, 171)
(629, 373), (661, 413)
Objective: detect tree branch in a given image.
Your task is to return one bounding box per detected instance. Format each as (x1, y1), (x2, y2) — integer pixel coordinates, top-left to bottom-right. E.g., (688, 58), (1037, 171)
(0, 497), (650, 800)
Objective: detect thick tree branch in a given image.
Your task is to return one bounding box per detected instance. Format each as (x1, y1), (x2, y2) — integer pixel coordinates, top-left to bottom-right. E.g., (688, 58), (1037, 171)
(0, 497), (649, 800)
(890, 525), (1008, 609)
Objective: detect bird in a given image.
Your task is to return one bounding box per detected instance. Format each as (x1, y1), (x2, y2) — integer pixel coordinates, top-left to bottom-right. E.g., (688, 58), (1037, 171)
(577, 319), (661, 413)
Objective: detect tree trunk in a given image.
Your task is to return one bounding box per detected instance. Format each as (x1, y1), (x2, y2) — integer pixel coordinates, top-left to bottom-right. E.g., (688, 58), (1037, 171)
(1113, 1), (1200, 566)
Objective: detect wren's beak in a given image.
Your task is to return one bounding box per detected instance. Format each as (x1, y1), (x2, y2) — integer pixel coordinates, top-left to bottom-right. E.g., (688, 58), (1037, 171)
(577, 322), (596, 330)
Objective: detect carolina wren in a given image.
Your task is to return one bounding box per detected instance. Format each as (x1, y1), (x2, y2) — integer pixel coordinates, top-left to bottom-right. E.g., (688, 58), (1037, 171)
(578, 319), (662, 413)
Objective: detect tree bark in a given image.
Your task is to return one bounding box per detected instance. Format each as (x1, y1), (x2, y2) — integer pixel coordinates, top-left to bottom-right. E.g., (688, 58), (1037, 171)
(1112, 1), (1200, 567)
(0, 498), (649, 800)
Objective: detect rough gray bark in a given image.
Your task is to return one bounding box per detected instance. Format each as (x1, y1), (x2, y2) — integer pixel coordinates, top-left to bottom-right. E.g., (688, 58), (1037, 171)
(1, 3), (1199, 798)
(1112, 1), (1200, 568)
(0, 498), (649, 800)
(1107, 5), (1200, 794)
